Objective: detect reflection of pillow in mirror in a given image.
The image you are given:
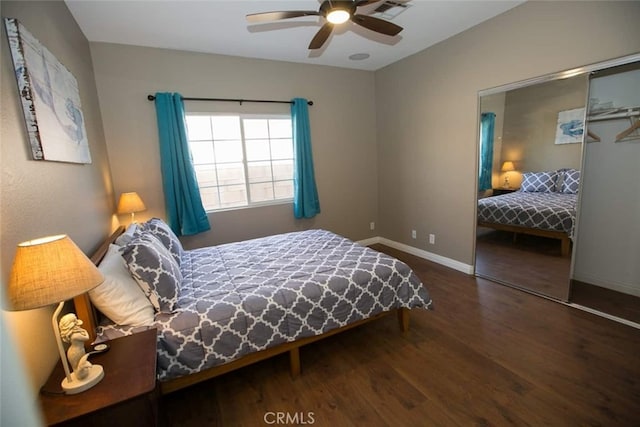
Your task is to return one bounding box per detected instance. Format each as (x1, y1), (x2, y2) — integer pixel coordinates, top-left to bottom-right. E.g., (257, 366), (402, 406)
(560, 169), (580, 193)
(521, 171), (558, 193)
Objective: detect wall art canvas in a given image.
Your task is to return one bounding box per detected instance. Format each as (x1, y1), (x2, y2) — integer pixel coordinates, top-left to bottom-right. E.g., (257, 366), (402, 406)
(4, 18), (91, 164)
(554, 107), (585, 145)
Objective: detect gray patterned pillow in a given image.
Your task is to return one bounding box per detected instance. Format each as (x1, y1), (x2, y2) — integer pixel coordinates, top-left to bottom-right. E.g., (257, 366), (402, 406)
(122, 232), (182, 313)
(141, 218), (184, 265)
(521, 171), (558, 193)
(560, 169), (580, 194)
(114, 223), (140, 246)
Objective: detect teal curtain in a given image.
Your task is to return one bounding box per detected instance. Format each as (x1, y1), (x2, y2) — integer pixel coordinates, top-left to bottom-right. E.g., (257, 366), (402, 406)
(291, 98), (320, 219)
(478, 112), (496, 192)
(153, 92), (210, 236)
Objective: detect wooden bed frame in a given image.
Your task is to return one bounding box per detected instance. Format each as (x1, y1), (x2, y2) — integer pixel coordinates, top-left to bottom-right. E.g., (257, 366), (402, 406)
(74, 226), (412, 394)
(478, 220), (571, 257)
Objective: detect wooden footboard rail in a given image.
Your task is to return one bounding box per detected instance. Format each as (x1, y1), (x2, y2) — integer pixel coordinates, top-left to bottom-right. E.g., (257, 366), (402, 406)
(160, 307), (410, 394)
(478, 221), (571, 257)
(77, 226), (413, 395)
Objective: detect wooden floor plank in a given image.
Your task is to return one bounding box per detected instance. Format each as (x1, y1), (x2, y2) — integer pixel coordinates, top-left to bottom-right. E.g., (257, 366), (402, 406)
(161, 244), (640, 426)
(475, 229), (571, 300)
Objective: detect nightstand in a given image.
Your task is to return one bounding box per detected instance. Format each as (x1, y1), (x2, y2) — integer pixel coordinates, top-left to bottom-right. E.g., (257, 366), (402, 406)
(39, 328), (158, 427)
(492, 188), (518, 196)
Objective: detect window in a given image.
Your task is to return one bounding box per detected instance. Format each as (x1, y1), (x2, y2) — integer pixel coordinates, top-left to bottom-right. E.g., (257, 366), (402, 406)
(185, 114), (294, 211)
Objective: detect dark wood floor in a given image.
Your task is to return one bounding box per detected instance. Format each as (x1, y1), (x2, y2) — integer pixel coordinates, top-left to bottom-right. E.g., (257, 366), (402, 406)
(571, 280), (640, 324)
(161, 245), (640, 427)
(476, 228), (640, 324)
(475, 229), (571, 300)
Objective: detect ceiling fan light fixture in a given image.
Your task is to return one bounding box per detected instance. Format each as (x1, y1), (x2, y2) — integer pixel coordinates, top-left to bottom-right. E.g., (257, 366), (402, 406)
(247, 0), (404, 51)
(327, 9), (350, 24)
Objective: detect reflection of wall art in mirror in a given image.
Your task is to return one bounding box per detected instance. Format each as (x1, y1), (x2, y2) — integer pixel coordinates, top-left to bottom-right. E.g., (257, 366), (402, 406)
(555, 107), (585, 145)
(4, 18), (91, 164)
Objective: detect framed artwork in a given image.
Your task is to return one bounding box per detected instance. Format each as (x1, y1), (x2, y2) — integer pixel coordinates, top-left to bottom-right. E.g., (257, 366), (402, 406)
(4, 18), (91, 164)
(554, 107), (585, 145)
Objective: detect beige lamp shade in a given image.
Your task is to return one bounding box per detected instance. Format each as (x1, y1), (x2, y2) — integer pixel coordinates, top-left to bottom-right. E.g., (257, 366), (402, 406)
(501, 161), (515, 172)
(117, 192), (146, 214)
(8, 235), (104, 311)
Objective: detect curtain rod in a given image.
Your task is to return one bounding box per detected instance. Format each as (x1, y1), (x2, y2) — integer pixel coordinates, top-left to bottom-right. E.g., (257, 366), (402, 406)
(147, 94), (313, 106)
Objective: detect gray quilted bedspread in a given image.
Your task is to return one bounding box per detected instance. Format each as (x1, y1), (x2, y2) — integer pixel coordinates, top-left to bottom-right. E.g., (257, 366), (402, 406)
(97, 229), (432, 382)
(477, 192), (577, 238)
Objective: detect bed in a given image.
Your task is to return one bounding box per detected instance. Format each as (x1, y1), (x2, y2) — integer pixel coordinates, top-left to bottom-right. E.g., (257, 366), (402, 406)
(75, 221), (432, 394)
(477, 169), (580, 257)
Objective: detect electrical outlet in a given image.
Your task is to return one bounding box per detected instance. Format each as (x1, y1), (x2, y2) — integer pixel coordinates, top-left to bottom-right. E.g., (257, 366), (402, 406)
(411, 230), (417, 239)
(370, 222), (375, 231)
(429, 234), (435, 244)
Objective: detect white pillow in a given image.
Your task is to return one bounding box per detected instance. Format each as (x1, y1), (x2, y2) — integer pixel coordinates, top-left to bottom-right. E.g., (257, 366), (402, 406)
(89, 244), (155, 326)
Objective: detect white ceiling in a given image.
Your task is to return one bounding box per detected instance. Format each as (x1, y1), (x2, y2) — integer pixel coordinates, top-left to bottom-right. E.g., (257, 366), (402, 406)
(65, 0), (524, 71)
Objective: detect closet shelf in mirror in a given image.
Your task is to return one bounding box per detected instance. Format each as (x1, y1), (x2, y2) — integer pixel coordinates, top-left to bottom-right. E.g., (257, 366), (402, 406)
(587, 106), (640, 142)
(587, 106), (639, 122)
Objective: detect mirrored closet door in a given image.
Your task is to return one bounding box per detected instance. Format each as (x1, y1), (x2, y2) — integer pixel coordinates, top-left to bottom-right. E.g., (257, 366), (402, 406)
(474, 73), (588, 301)
(570, 61), (640, 323)
(474, 53), (640, 321)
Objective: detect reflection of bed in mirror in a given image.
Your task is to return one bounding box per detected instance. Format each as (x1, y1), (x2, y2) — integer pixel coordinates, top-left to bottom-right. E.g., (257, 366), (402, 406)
(477, 169), (579, 257)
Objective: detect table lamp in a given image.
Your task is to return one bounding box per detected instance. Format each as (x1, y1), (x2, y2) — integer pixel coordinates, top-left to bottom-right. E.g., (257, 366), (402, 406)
(501, 161), (515, 188)
(117, 192), (146, 224)
(8, 235), (105, 394)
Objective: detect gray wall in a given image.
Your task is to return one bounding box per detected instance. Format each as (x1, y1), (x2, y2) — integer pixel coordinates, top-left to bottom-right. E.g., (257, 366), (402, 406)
(375, 1), (640, 266)
(1, 0), (114, 412)
(90, 43), (379, 250)
(499, 75), (586, 189)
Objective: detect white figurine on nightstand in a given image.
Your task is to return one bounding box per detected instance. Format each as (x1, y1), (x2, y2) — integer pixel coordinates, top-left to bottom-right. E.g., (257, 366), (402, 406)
(59, 313), (94, 381)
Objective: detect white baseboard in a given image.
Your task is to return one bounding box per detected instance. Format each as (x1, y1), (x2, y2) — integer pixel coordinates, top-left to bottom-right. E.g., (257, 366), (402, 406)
(356, 237), (381, 247)
(357, 236), (474, 275)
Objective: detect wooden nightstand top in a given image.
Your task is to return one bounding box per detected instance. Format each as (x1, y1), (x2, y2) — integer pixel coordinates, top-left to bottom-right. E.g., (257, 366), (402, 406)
(40, 328), (157, 426)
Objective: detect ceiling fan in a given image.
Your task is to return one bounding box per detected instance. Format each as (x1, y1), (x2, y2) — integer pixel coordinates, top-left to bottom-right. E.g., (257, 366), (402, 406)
(246, 0), (404, 50)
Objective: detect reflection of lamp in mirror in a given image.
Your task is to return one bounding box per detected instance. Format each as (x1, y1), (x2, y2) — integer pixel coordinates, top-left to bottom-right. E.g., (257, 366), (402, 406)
(8, 235), (106, 394)
(117, 192), (146, 224)
(501, 161), (515, 188)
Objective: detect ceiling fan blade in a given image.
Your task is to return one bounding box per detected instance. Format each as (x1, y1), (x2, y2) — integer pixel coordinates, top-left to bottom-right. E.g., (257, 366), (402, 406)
(246, 10), (320, 23)
(308, 22), (334, 50)
(351, 14), (403, 36)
